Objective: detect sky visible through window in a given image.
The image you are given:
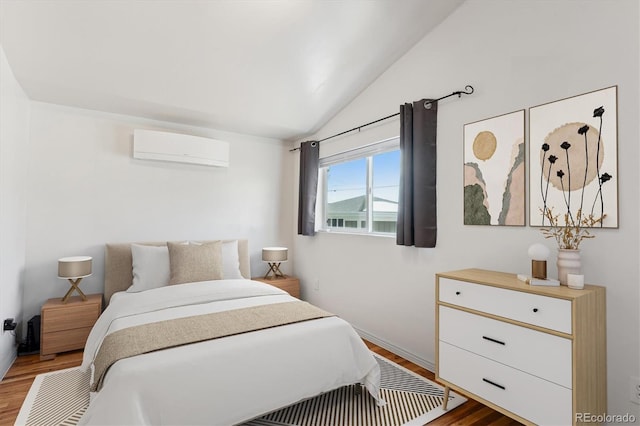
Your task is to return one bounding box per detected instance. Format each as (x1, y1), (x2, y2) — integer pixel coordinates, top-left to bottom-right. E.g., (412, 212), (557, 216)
(327, 150), (400, 203)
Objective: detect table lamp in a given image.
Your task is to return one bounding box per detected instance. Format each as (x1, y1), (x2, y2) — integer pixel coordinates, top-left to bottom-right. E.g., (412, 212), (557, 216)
(262, 247), (287, 279)
(58, 256), (92, 302)
(527, 244), (550, 280)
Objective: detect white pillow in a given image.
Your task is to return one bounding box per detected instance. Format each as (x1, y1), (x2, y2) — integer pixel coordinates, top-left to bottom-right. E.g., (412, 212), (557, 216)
(221, 240), (243, 279)
(190, 240), (243, 279)
(128, 244), (170, 292)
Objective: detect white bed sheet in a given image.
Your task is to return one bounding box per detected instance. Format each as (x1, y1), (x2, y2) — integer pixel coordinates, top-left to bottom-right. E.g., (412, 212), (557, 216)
(78, 279), (381, 425)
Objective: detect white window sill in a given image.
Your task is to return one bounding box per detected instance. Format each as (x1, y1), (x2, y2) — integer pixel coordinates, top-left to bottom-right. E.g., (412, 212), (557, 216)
(316, 229), (396, 239)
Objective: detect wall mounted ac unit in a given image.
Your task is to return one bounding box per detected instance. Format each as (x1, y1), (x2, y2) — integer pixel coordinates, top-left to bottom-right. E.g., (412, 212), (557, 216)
(133, 129), (229, 167)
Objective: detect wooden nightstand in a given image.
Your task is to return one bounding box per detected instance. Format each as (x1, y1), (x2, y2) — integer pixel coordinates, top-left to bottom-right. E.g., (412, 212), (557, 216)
(40, 294), (102, 360)
(252, 276), (300, 298)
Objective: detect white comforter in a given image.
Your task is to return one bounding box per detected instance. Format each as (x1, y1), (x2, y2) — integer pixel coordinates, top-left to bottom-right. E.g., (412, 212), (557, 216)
(78, 279), (381, 425)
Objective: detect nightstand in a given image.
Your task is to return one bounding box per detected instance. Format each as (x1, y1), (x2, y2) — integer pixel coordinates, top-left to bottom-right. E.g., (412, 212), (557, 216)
(40, 293), (102, 360)
(252, 276), (300, 298)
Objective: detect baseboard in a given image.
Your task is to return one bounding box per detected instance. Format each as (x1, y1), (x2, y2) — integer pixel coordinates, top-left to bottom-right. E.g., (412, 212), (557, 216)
(0, 352), (17, 381)
(354, 327), (436, 373)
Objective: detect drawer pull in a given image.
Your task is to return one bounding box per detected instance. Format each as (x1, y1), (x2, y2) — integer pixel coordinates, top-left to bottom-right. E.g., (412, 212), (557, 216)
(482, 336), (506, 346)
(455, 291), (461, 295)
(533, 308), (539, 313)
(482, 378), (506, 390)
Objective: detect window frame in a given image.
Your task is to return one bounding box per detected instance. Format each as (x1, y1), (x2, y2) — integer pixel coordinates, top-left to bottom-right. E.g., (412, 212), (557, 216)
(317, 137), (400, 236)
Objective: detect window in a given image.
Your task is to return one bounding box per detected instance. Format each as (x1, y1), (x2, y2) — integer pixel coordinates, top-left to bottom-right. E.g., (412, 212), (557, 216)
(318, 137), (400, 235)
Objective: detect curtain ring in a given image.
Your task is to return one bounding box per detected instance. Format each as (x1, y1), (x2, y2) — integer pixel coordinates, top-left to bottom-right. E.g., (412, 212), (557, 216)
(311, 142), (317, 147)
(424, 101), (433, 110)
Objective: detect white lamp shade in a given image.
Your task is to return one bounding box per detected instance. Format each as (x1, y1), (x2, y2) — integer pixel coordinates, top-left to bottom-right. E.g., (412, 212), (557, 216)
(527, 244), (550, 261)
(262, 247), (288, 262)
(58, 256), (92, 279)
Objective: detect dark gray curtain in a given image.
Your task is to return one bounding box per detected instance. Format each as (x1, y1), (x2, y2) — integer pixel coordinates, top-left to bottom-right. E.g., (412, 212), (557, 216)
(397, 99), (438, 247)
(297, 141), (319, 236)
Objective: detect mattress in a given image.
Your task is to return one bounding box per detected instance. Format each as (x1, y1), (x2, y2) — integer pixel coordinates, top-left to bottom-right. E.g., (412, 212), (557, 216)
(78, 279), (381, 425)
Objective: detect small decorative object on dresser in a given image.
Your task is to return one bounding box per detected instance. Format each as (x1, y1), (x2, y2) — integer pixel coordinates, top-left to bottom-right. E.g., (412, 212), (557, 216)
(262, 246), (288, 279)
(435, 268), (606, 426)
(57, 256), (92, 302)
(567, 273), (585, 290)
(556, 248), (582, 285)
(40, 293), (102, 360)
(252, 276), (300, 299)
(527, 243), (550, 279)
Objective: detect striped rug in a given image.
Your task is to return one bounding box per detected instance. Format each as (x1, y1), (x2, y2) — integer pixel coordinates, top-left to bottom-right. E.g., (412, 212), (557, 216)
(15, 367), (89, 426)
(16, 354), (465, 426)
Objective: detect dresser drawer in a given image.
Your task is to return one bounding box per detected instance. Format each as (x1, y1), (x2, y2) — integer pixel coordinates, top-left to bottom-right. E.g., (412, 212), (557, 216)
(42, 303), (101, 333)
(439, 306), (572, 388)
(438, 278), (572, 334)
(41, 327), (92, 355)
(439, 342), (572, 426)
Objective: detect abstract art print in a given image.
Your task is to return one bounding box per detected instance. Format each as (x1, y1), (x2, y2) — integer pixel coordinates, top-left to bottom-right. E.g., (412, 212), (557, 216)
(529, 86), (618, 228)
(464, 109), (525, 226)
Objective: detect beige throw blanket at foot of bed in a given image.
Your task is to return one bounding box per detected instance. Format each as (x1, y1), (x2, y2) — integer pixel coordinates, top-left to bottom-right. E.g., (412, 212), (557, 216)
(91, 300), (334, 391)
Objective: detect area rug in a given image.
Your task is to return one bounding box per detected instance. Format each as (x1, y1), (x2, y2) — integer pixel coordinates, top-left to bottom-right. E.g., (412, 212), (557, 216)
(15, 353), (465, 426)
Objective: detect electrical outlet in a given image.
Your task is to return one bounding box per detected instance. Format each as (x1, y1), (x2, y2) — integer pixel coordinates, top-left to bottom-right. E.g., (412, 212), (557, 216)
(3, 318), (17, 332)
(630, 376), (640, 405)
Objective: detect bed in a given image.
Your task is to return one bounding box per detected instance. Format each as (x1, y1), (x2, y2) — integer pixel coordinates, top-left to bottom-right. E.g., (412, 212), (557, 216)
(77, 239), (381, 425)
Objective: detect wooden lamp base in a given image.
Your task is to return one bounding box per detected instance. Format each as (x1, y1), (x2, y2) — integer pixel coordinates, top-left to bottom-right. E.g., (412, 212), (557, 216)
(61, 277), (88, 303)
(263, 262), (286, 280)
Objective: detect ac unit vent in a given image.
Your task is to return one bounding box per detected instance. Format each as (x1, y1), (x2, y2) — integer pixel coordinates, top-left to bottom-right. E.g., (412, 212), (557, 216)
(133, 129), (229, 167)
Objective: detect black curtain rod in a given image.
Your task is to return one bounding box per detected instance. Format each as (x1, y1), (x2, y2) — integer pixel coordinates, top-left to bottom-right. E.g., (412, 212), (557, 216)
(290, 85), (474, 152)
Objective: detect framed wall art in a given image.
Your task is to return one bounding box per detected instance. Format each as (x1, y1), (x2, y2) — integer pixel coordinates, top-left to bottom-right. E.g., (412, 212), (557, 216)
(529, 86), (618, 228)
(463, 109), (525, 226)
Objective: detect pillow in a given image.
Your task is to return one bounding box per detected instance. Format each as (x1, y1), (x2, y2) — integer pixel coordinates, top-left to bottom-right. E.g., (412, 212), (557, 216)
(221, 240), (243, 279)
(128, 244), (170, 293)
(190, 240), (243, 279)
(168, 241), (223, 285)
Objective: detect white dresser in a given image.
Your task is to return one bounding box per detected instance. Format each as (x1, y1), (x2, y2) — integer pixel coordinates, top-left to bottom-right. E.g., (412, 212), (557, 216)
(436, 269), (606, 426)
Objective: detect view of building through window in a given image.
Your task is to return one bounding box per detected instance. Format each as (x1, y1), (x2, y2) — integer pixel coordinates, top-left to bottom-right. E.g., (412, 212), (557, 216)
(324, 149), (400, 234)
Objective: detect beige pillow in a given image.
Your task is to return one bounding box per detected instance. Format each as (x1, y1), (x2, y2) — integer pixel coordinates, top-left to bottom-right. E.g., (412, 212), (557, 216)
(168, 241), (223, 285)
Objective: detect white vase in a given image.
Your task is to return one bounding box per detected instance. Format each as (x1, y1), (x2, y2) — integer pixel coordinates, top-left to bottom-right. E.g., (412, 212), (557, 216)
(557, 249), (581, 285)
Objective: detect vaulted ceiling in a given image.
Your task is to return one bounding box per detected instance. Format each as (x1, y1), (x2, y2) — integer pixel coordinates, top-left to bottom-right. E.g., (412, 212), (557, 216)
(0, 0), (463, 141)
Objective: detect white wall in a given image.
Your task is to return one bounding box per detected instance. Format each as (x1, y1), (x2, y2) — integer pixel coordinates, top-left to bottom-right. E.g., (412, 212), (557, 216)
(21, 103), (294, 327)
(0, 45), (30, 377)
(293, 0), (639, 421)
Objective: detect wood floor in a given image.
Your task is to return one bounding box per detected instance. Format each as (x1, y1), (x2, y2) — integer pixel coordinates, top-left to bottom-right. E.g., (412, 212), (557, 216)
(0, 342), (522, 426)
(0, 350), (84, 426)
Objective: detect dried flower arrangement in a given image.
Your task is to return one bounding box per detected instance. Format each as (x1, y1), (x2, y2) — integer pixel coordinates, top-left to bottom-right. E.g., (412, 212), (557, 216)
(540, 207), (604, 249)
(538, 105), (611, 249)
